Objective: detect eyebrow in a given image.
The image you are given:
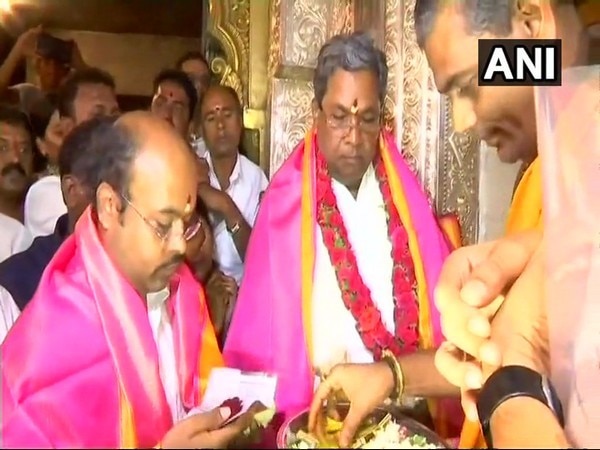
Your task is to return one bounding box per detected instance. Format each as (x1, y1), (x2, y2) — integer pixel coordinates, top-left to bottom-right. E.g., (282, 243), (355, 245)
(438, 68), (476, 94)
(331, 103), (378, 114)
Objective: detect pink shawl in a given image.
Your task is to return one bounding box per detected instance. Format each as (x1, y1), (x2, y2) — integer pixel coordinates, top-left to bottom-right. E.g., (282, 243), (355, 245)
(224, 131), (452, 420)
(1, 208), (221, 448)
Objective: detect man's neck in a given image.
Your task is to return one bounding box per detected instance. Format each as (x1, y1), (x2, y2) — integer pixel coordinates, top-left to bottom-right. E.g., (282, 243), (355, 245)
(210, 152), (238, 191)
(0, 197), (23, 222)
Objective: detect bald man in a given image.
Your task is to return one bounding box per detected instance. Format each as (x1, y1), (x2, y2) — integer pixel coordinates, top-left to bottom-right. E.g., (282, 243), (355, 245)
(1, 112), (255, 448)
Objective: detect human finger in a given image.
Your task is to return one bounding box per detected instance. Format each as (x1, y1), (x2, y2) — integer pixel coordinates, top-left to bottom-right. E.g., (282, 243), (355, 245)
(308, 377), (336, 431)
(339, 403), (368, 448)
(460, 231), (541, 307)
(434, 342), (482, 389)
(184, 406), (230, 435)
(461, 389), (479, 422)
(440, 301), (489, 358)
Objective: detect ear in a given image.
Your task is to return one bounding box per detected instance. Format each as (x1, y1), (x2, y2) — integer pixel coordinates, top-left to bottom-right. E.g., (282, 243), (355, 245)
(514, 0), (549, 38)
(60, 175), (79, 209)
(95, 182), (121, 231)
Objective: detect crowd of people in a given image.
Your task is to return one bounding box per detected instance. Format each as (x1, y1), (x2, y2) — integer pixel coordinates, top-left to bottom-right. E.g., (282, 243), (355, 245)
(0, 0), (594, 448)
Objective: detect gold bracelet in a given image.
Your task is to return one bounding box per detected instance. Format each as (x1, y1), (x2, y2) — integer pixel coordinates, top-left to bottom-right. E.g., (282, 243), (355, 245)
(382, 349), (405, 401)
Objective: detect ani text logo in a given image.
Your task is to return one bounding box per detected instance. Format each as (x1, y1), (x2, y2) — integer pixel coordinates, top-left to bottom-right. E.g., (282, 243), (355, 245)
(478, 39), (561, 87)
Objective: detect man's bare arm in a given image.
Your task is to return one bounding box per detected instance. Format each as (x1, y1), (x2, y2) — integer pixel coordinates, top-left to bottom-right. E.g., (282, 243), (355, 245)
(490, 396), (570, 448)
(398, 349), (459, 398)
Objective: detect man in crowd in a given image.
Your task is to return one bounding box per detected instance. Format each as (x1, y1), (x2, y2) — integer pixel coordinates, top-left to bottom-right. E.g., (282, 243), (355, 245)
(1, 112), (255, 447)
(0, 105), (34, 263)
(0, 26), (88, 130)
(0, 117), (107, 341)
(150, 68), (197, 142)
(413, 0), (587, 446)
(24, 67), (119, 238)
(185, 198), (237, 347)
(224, 32), (461, 436)
(414, 0), (586, 235)
(197, 84), (268, 286)
(176, 51), (211, 156)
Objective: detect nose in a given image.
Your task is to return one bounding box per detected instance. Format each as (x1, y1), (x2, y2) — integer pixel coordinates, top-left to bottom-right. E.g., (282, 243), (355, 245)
(451, 97), (477, 133)
(344, 117), (360, 146)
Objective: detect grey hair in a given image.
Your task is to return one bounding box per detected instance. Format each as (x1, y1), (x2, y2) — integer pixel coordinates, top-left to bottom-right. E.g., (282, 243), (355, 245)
(313, 31), (388, 108)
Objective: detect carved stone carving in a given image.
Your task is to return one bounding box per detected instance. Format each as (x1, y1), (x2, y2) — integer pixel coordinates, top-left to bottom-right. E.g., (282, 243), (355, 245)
(383, 0), (480, 243)
(211, 56), (244, 104)
(269, 80), (314, 174)
(206, 0), (250, 103)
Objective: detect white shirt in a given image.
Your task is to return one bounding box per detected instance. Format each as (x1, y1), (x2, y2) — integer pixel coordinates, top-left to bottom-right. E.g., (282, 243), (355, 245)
(311, 165), (395, 372)
(24, 175), (67, 238)
(0, 285), (20, 343)
(0, 213), (33, 263)
(147, 289), (186, 422)
(207, 153), (269, 285)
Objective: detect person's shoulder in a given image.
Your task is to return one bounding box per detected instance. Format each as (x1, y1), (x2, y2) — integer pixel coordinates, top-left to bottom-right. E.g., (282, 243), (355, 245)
(28, 175), (62, 192)
(0, 213), (24, 234)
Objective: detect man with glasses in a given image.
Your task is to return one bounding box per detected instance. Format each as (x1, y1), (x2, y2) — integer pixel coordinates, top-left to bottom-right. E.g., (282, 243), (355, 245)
(224, 32), (461, 435)
(1, 112), (257, 448)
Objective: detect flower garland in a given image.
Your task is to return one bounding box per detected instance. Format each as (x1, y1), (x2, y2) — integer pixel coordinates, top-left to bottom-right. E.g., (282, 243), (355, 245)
(315, 149), (420, 359)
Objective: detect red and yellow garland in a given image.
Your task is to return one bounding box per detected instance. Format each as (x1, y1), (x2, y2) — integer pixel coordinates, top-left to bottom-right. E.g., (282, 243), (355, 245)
(314, 149), (420, 359)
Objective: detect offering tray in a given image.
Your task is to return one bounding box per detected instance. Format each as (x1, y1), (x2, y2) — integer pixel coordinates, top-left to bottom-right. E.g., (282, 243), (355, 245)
(277, 402), (449, 448)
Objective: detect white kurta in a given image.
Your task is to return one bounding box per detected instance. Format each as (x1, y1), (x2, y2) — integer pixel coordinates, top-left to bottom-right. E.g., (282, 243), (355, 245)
(147, 289), (186, 422)
(311, 165), (395, 372)
(206, 153), (269, 285)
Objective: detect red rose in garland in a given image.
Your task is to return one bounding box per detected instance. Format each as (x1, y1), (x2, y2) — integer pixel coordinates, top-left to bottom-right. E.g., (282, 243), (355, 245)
(315, 146), (420, 360)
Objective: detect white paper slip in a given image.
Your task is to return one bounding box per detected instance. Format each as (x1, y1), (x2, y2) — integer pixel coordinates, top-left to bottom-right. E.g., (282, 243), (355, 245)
(186, 367), (277, 421)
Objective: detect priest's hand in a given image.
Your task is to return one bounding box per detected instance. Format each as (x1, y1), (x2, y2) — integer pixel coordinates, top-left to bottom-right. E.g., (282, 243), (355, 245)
(434, 229), (542, 420)
(483, 244), (549, 379)
(308, 362), (394, 447)
(160, 405), (255, 449)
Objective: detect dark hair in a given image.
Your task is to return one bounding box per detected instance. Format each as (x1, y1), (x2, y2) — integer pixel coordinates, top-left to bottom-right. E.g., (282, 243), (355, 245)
(0, 104), (35, 138)
(313, 32), (388, 108)
(57, 116), (138, 209)
(414, 0), (574, 49)
(153, 69), (198, 120)
(176, 51), (209, 72)
(57, 67), (116, 118)
(0, 103), (43, 171)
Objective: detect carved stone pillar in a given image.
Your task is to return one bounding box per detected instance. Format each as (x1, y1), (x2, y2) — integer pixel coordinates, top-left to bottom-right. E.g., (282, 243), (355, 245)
(267, 0), (354, 176)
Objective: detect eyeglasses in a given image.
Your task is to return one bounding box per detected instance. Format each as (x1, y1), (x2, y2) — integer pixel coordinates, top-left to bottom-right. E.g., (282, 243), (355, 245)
(119, 193), (202, 243)
(322, 110), (381, 134)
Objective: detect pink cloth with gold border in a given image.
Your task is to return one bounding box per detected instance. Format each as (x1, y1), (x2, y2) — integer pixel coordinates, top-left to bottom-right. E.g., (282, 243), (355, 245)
(1, 208), (222, 448)
(224, 131), (462, 435)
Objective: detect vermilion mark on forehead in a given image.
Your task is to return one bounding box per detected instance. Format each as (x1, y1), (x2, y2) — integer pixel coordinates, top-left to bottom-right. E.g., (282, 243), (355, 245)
(350, 99), (359, 114)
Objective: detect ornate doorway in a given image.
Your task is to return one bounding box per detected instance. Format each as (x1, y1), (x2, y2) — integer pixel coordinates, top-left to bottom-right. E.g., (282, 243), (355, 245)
(205, 0), (495, 244)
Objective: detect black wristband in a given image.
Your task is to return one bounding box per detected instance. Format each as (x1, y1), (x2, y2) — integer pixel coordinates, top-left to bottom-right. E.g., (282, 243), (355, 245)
(477, 365), (564, 448)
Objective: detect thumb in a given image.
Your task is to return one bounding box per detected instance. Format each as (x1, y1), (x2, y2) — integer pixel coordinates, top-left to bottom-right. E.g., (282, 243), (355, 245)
(339, 405), (364, 447)
(198, 406), (231, 431)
